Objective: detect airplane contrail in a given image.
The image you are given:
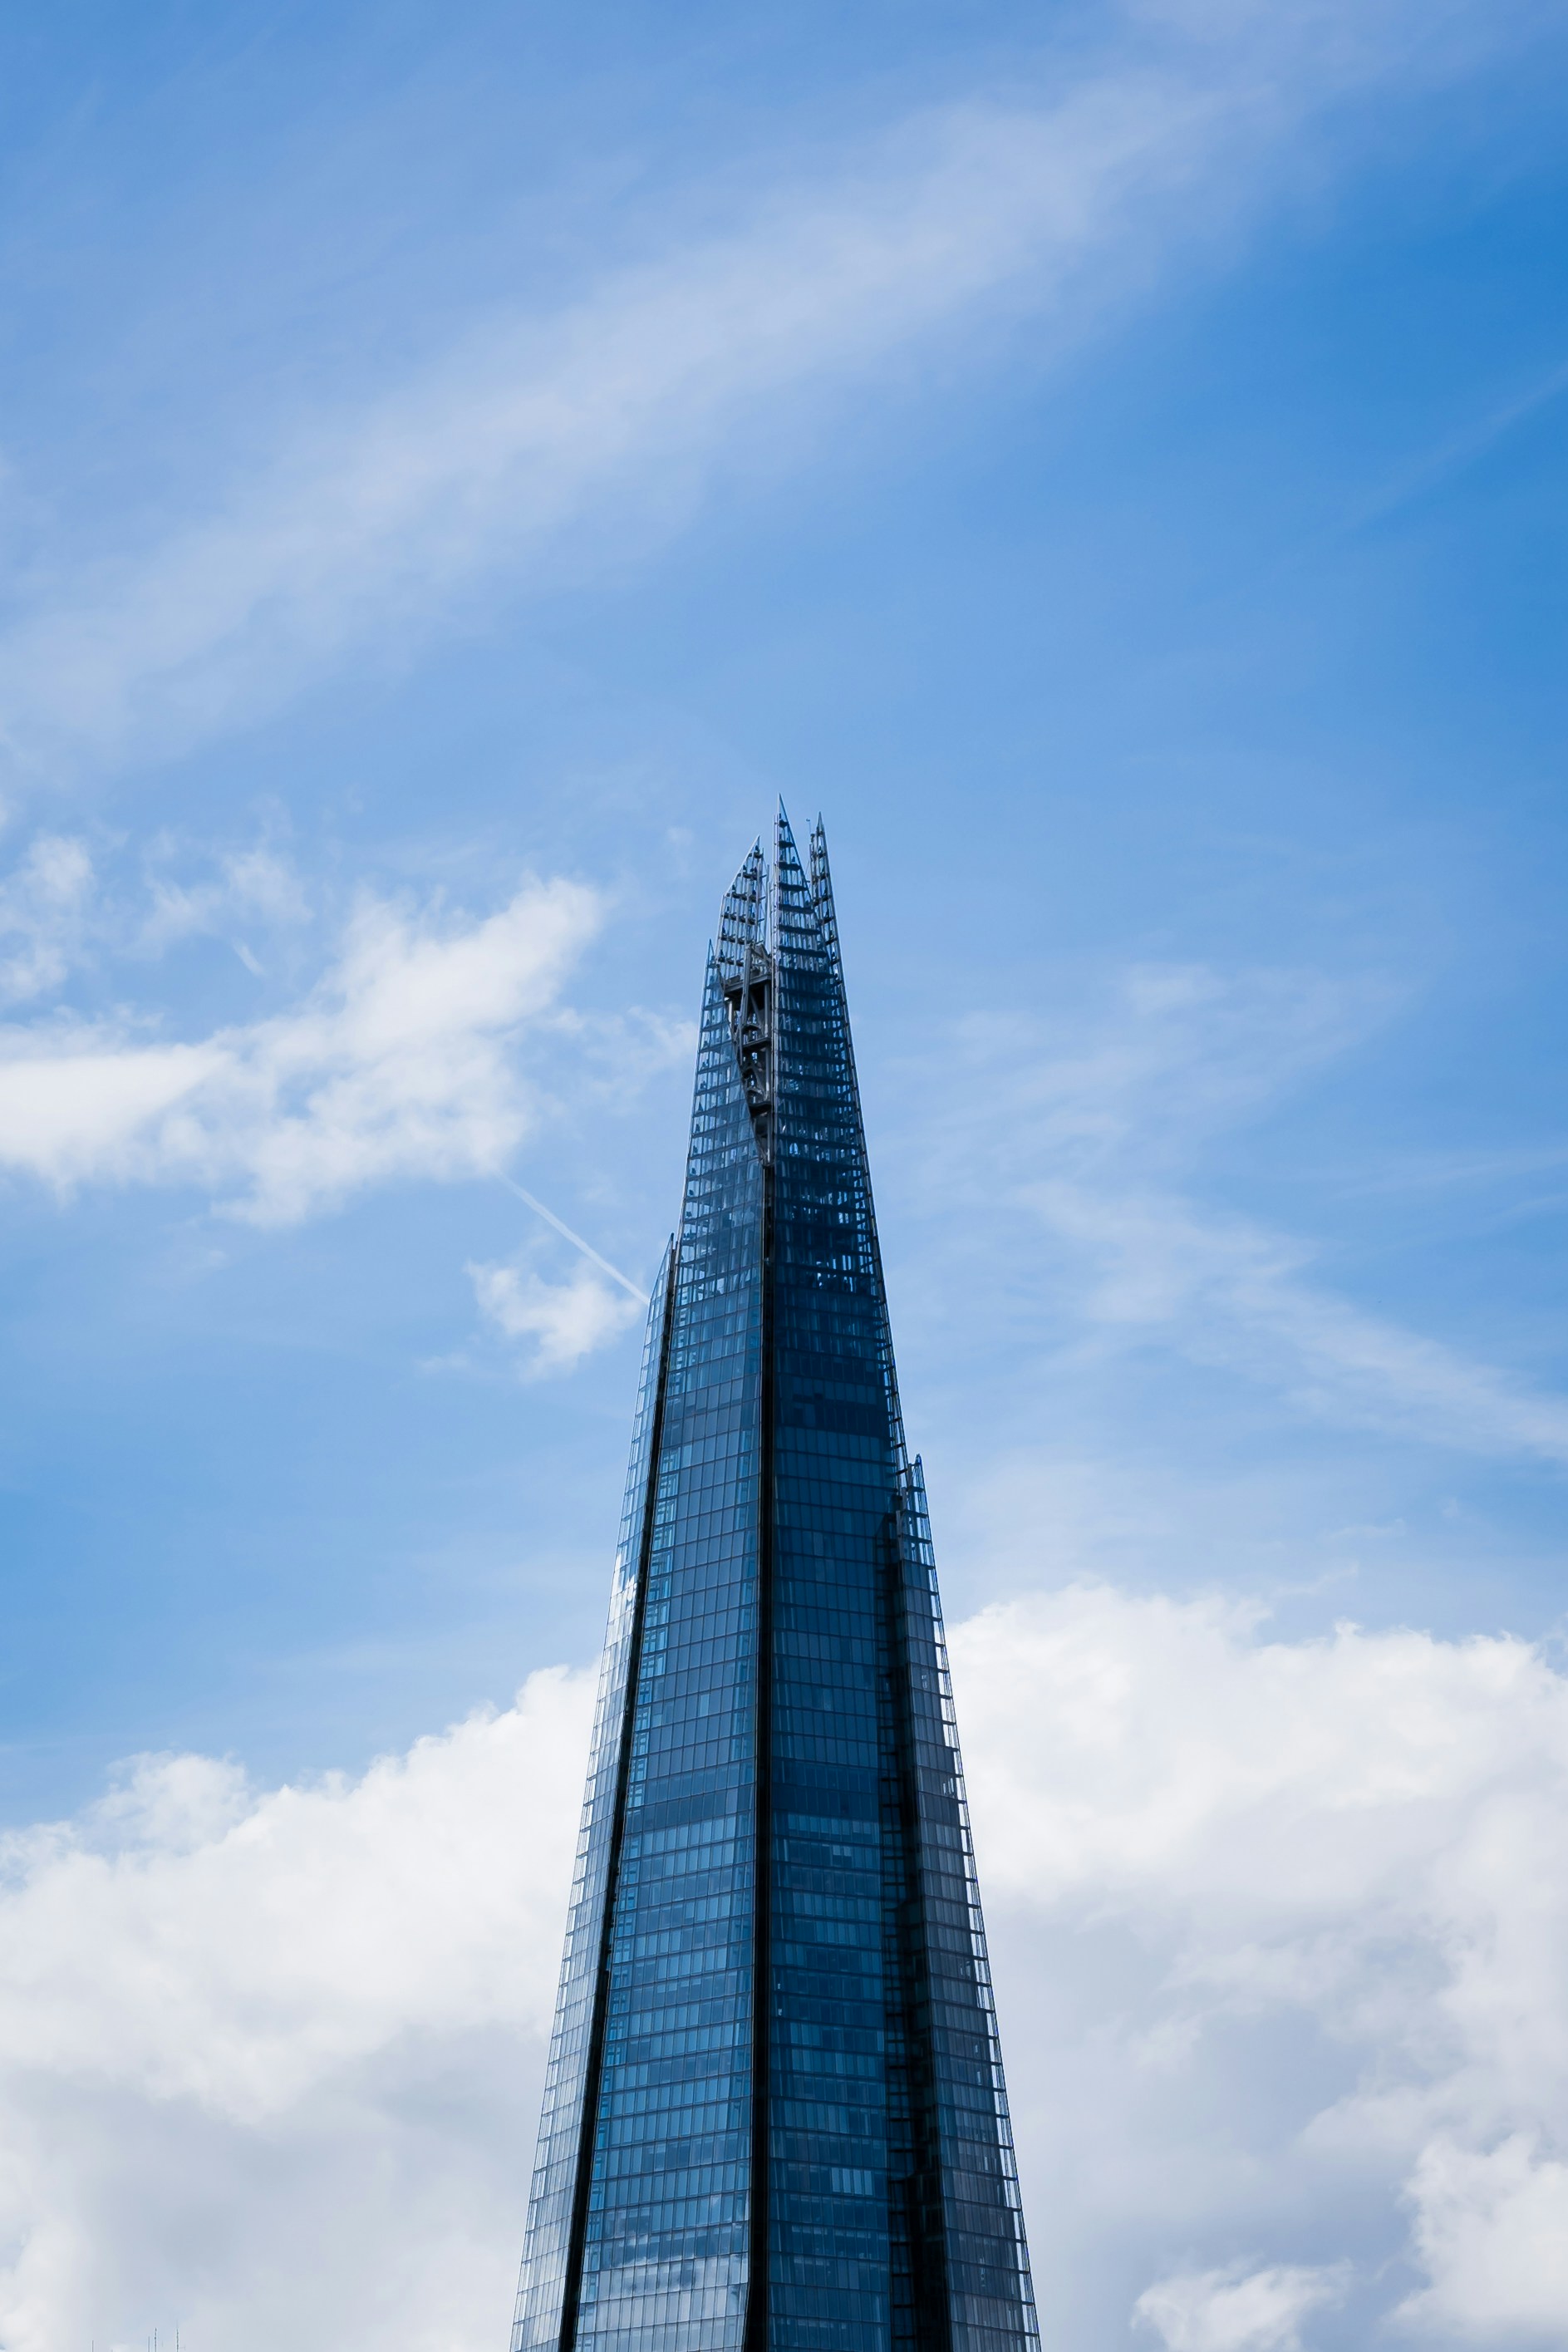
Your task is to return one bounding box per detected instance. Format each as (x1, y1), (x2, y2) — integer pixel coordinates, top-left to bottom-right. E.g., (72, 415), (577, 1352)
(499, 1175), (646, 1299)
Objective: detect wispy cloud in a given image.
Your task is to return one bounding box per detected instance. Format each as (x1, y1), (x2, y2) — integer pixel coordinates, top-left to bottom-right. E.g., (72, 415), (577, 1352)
(927, 961), (1568, 1465)
(139, 839), (312, 958)
(1029, 1179), (1568, 1461)
(0, 873), (601, 1222)
(0, 834), (94, 1003)
(1345, 353), (1568, 535)
(0, 0), (1544, 781)
(0, 823), (318, 1006)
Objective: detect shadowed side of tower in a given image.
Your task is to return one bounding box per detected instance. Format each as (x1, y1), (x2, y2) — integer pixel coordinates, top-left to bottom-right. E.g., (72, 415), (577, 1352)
(510, 817), (1038, 2352)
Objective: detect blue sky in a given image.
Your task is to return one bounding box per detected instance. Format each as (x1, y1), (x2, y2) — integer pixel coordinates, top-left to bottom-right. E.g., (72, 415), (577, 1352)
(2, 4), (1568, 2345)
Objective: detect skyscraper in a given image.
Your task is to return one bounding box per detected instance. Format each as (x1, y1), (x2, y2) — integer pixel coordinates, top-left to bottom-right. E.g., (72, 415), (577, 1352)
(510, 814), (1037, 2352)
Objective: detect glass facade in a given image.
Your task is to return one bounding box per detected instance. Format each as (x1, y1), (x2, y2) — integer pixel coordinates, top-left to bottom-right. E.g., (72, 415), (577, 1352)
(511, 815), (1037, 2352)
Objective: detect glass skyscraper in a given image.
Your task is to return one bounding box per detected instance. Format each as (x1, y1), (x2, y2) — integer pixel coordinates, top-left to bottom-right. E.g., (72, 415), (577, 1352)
(510, 814), (1037, 2352)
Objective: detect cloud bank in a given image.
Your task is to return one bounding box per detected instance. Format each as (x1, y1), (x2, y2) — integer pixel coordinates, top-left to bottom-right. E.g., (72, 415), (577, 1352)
(2, 1586), (1567, 2348)
(0, 1666), (592, 2352)
(955, 1585), (1568, 2345)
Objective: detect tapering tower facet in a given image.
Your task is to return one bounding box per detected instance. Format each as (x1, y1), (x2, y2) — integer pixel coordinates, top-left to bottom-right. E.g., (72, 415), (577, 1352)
(511, 815), (1037, 2352)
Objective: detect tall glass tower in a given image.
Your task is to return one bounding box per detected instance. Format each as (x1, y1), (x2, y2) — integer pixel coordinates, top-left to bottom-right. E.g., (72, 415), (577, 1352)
(511, 814), (1037, 2352)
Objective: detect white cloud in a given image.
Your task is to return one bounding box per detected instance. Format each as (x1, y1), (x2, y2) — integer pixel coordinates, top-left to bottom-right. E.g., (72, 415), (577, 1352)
(1398, 2136), (1568, 2340)
(0, 873), (601, 1221)
(0, 0), (1546, 776)
(951, 1584), (1568, 2345)
(0, 1666), (594, 2352)
(469, 1255), (644, 1373)
(1135, 2261), (1345, 2350)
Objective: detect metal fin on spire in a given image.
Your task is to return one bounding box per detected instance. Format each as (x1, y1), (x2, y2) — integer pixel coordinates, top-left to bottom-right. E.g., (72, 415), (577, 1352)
(807, 814), (840, 969)
(771, 803), (823, 962)
(716, 839), (766, 989)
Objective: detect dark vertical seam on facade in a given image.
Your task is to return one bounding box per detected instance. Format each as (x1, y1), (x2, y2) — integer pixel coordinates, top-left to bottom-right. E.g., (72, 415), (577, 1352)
(745, 1159), (776, 2352)
(558, 1246), (677, 2352)
(886, 1490), (954, 2352)
(878, 1503), (915, 2352)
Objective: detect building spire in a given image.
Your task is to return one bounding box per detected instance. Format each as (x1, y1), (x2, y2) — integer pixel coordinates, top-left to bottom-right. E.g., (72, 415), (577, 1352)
(509, 824), (1040, 2352)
